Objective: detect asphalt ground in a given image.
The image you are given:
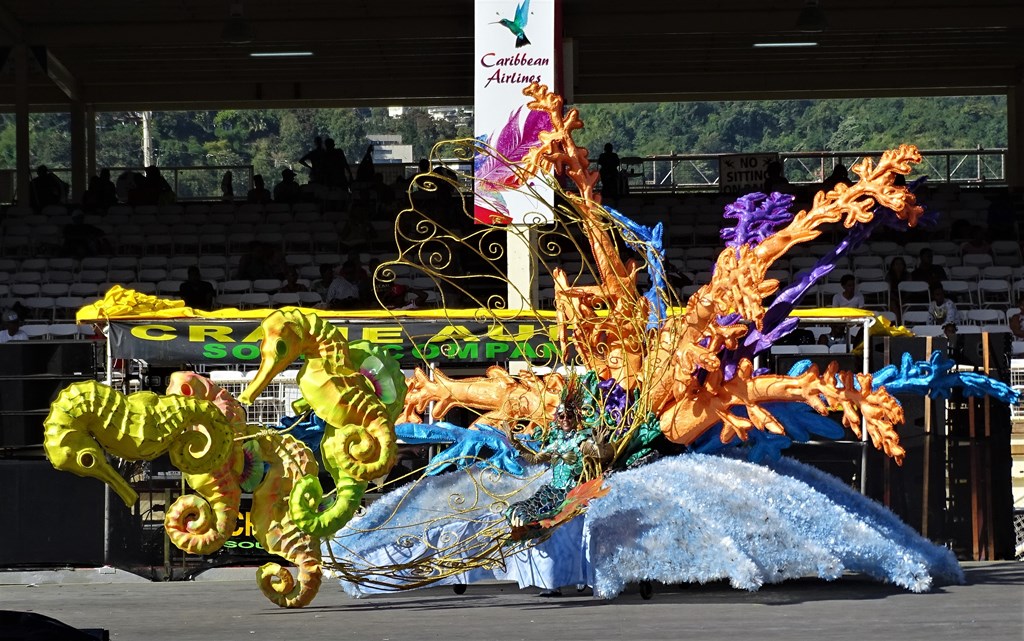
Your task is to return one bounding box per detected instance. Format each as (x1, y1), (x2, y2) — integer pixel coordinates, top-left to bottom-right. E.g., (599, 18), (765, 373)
(0, 562), (1021, 641)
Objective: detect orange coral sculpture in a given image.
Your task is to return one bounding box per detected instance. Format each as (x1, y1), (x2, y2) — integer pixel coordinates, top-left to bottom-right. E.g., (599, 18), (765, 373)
(401, 82), (921, 466)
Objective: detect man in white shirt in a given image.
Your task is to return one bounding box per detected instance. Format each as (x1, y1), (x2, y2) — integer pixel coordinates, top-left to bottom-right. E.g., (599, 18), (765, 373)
(831, 274), (865, 309)
(928, 284), (959, 325)
(0, 310), (28, 343)
(326, 272), (360, 310)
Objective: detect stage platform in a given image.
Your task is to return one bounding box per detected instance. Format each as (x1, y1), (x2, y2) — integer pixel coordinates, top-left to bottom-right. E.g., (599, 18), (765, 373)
(0, 562), (1020, 641)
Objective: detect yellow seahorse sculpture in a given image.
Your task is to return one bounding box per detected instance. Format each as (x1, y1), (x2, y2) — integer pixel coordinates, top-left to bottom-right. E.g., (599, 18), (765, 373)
(163, 372), (248, 556)
(167, 371), (324, 607)
(44, 381), (235, 508)
(251, 430), (324, 608)
(239, 309), (398, 538)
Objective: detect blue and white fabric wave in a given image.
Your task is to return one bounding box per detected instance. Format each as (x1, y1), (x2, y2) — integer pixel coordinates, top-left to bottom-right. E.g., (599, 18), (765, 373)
(327, 453), (961, 599)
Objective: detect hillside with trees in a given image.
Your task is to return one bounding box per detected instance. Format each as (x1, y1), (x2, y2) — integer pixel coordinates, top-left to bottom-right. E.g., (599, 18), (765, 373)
(0, 95), (1007, 190)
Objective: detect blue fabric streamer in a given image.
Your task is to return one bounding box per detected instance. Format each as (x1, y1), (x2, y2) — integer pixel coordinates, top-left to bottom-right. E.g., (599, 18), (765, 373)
(605, 206), (668, 329)
(394, 421), (535, 476)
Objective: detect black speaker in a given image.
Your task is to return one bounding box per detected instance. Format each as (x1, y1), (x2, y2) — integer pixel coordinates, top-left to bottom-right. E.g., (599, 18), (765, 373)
(0, 460), (105, 566)
(0, 343), (97, 450)
(0, 341), (95, 377)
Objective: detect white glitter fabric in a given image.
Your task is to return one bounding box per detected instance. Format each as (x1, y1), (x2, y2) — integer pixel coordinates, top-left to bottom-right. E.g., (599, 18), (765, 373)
(327, 454), (962, 599)
(583, 454), (962, 598)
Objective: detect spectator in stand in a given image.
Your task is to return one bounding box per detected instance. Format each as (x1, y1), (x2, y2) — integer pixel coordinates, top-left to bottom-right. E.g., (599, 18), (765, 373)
(116, 170), (143, 204)
(62, 210), (112, 259)
(762, 160), (792, 195)
(236, 241), (285, 280)
(322, 138), (353, 191)
(326, 269), (361, 310)
(380, 283), (428, 310)
(885, 256), (910, 323)
(29, 165), (65, 212)
(265, 245), (288, 280)
(247, 174), (273, 205)
(130, 165), (175, 206)
(98, 168), (117, 207)
(353, 145), (377, 209)
(959, 226), (991, 256)
(598, 143), (621, 201)
(831, 274), (864, 308)
(311, 263), (335, 301)
(273, 168), (302, 204)
(1009, 299), (1024, 340)
(817, 324), (848, 348)
(82, 169), (118, 212)
(299, 136), (326, 186)
(220, 171), (235, 202)
(277, 267), (308, 293)
(340, 255), (372, 304)
(821, 164), (852, 193)
(82, 175), (105, 213)
(0, 309), (28, 343)
(910, 248), (946, 287)
(928, 283), (958, 326)
(179, 266), (217, 310)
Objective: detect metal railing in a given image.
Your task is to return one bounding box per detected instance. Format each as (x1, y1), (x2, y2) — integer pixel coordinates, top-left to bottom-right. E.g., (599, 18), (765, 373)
(0, 164), (255, 204)
(626, 148), (1008, 194)
(0, 148), (1009, 205)
(99, 165), (256, 202)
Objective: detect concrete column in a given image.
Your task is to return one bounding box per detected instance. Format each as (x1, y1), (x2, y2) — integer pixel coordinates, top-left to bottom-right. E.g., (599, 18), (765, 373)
(1007, 84), (1024, 190)
(14, 43), (30, 206)
(70, 100), (86, 203)
(86, 106), (97, 180)
(506, 226), (538, 310)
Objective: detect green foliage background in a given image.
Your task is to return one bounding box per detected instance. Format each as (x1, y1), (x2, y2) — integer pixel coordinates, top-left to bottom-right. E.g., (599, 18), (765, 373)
(0, 96), (1007, 192)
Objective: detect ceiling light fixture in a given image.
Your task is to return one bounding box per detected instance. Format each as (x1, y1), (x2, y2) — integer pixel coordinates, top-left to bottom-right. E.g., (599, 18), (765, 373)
(249, 51), (314, 58)
(796, 0), (828, 33)
(753, 41), (819, 48)
(222, 1), (252, 45)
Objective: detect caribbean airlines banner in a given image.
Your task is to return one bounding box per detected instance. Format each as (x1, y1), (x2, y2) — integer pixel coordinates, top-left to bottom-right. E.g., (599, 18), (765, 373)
(474, 0), (556, 225)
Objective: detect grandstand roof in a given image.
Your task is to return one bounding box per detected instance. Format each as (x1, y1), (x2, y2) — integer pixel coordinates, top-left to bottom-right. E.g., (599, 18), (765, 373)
(0, 1), (1022, 110)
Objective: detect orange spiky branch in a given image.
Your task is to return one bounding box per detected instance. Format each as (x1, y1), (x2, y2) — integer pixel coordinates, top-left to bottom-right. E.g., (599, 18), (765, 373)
(660, 359), (906, 464)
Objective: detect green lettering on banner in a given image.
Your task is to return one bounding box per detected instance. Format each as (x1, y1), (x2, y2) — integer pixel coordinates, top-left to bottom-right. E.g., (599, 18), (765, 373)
(381, 344), (404, 360)
(441, 342), (479, 360)
(203, 343), (228, 359)
(485, 342), (511, 359)
(415, 343), (440, 359)
(232, 344), (260, 360)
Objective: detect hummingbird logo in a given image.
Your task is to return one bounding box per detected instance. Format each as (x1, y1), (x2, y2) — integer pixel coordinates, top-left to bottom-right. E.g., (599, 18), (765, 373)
(494, 0), (531, 48)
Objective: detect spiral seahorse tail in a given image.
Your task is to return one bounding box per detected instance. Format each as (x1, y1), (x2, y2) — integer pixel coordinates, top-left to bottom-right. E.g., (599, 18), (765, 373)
(252, 432), (323, 608)
(43, 381), (139, 506)
(256, 558), (324, 609)
(289, 474), (368, 538)
(164, 447), (244, 555)
(318, 378), (398, 482)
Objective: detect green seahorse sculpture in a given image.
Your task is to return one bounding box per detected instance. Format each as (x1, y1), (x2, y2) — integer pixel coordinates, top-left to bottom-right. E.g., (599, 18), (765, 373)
(239, 309), (402, 537)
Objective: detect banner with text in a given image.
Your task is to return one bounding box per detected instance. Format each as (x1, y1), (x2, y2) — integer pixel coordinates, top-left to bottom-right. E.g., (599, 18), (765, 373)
(473, 0), (556, 225)
(108, 319), (561, 365)
(718, 153), (779, 195)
